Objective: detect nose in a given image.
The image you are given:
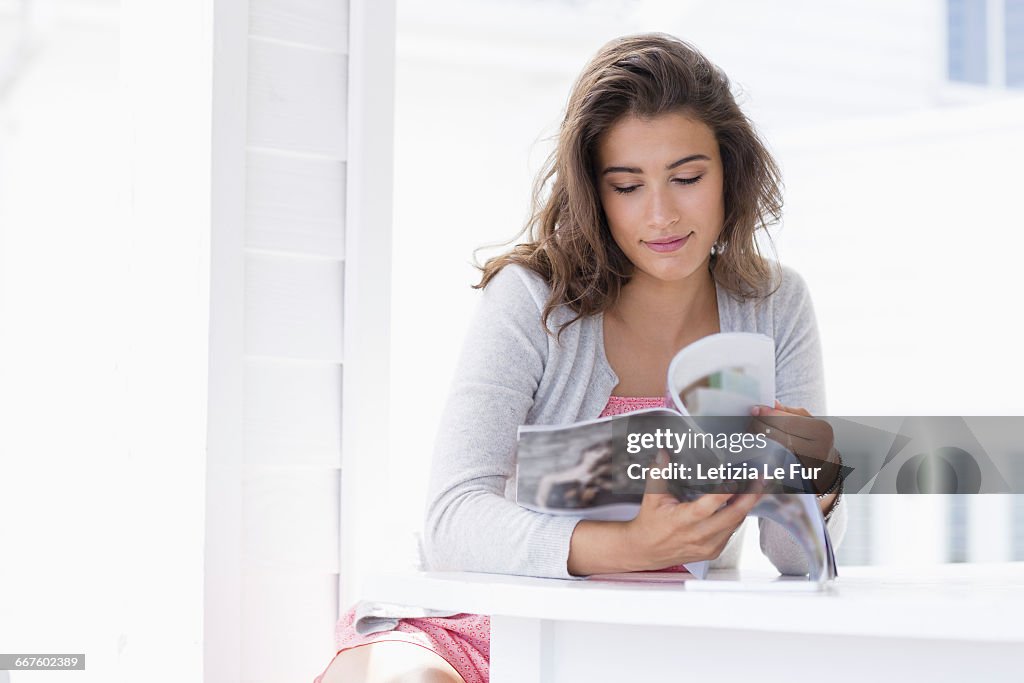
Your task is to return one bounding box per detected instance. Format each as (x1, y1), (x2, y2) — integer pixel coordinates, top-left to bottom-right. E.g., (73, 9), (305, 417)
(645, 185), (679, 230)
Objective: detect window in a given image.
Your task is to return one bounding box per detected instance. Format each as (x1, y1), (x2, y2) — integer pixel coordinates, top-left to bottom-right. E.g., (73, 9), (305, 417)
(1007, 0), (1024, 86)
(947, 0), (1024, 88)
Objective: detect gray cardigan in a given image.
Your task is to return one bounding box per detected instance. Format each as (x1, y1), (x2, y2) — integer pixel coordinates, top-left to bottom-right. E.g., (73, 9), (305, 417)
(421, 263), (847, 579)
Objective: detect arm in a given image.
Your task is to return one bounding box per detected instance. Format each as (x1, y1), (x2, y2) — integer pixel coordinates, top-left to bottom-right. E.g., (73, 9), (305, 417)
(421, 266), (582, 579)
(757, 267), (848, 575)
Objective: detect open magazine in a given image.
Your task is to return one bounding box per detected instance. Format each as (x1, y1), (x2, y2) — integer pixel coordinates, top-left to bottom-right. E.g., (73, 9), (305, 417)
(515, 332), (837, 586)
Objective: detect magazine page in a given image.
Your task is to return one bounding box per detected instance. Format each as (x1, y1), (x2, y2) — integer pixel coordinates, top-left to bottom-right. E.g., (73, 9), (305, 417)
(516, 407), (677, 521)
(666, 332), (775, 418)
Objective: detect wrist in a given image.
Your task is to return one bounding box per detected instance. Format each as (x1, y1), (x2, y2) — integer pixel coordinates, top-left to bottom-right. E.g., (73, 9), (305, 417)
(568, 519), (639, 576)
(815, 449), (843, 497)
(818, 491), (838, 515)
(618, 518), (648, 572)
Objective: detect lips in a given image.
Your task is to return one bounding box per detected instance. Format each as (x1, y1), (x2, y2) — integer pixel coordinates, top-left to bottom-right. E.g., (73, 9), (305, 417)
(644, 232), (693, 253)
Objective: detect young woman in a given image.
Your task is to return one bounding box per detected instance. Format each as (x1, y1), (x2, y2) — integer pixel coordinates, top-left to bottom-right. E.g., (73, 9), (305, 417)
(316, 32), (846, 683)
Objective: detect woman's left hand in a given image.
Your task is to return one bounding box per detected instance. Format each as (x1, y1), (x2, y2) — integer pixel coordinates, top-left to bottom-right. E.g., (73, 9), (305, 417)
(749, 401), (841, 515)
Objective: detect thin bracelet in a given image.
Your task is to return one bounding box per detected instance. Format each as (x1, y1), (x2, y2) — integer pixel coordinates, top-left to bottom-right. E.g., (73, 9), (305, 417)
(817, 449), (843, 499)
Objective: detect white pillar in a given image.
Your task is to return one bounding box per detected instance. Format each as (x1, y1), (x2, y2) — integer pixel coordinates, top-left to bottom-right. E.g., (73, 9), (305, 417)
(340, 0), (397, 609)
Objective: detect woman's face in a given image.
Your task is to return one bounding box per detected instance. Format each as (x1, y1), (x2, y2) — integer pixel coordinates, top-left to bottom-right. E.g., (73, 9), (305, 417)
(595, 111), (725, 285)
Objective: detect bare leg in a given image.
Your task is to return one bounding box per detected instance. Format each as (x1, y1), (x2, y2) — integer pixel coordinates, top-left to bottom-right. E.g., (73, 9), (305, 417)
(318, 640), (466, 683)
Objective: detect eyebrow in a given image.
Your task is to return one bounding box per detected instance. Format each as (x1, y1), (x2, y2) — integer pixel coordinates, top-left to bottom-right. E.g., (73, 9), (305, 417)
(601, 154), (711, 176)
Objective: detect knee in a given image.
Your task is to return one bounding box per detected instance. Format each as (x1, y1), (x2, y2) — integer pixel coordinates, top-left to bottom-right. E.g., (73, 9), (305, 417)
(317, 641), (465, 683)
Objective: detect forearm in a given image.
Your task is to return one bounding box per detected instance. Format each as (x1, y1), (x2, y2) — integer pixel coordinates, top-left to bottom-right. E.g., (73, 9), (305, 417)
(567, 519), (635, 576)
(423, 487), (581, 579)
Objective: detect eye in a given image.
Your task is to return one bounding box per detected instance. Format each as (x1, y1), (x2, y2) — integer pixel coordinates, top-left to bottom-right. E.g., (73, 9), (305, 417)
(612, 185), (640, 195)
(673, 175), (703, 186)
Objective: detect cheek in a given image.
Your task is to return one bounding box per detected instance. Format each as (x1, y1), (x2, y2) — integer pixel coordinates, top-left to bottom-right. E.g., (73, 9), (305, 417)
(600, 193), (627, 221)
(610, 197), (654, 237)
(692, 179), (725, 227)
(600, 195), (634, 241)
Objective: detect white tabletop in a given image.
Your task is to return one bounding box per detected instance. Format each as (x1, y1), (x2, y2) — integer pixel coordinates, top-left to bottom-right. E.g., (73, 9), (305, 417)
(362, 561), (1024, 642)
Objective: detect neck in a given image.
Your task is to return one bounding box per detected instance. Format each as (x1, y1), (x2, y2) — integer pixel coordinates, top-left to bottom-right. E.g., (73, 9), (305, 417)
(609, 266), (718, 346)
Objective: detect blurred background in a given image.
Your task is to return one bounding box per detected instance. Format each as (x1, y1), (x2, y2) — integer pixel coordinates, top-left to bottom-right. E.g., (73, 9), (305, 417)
(1, 0), (1022, 681)
(0, 0), (125, 680)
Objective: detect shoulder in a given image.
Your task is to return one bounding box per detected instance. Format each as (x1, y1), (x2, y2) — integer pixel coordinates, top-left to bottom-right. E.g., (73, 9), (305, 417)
(719, 262), (815, 327)
(763, 264), (825, 413)
(757, 264), (818, 343)
(480, 263), (582, 329)
(481, 263), (552, 311)
(766, 263), (814, 316)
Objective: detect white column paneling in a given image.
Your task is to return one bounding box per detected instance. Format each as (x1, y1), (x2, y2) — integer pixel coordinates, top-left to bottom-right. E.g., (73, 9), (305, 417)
(240, 571), (339, 683)
(244, 252), (344, 361)
(208, 0), (353, 680)
(242, 467), (341, 572)
(243, 358), (343, 467)
(340, 0), (396, 608)
(247, 36), (348, 158)
(249, 0), (349, 53)
(205, 0), (248, 681)
(245, 151), (347, 258)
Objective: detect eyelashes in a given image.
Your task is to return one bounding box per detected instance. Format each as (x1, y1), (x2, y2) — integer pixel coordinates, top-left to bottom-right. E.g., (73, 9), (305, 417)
(611, 176), (704, 194)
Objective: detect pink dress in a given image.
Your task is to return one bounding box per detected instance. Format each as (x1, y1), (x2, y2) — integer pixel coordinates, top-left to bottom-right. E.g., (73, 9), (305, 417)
(314, 395), (667, 683)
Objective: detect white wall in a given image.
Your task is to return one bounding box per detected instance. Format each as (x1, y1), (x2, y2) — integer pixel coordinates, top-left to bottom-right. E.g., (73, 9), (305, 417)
(772, 99), (1024, 417)
(0, 3), (128, 681)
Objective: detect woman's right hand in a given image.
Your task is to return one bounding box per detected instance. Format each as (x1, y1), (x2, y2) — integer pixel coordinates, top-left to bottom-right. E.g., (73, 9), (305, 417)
(567, 453), (763, 575)
(621, 463), (764, 571)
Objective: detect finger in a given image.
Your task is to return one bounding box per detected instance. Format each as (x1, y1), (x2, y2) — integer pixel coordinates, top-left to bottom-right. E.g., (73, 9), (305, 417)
(640, 492), (682, 512)
(683, 492), (736, 520)
(721, 476), (766, 509)
(749, 410), (828, 445)
(642, 450), (671, 496)
(750, 407), (809, 429)
(752, 405), (813, 421)
(776, 402), (811, 417)
(704, 497), (761, 551)
(751, 417), (816, 451)
(765, 410), (832, 446)
(699, 487), (763, 533)
(732, 484), (766, 512)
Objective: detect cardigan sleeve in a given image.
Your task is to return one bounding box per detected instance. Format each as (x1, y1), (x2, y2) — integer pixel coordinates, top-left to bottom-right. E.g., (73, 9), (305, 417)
(757, 266), (848, 574)
(421, 265), (583, 579)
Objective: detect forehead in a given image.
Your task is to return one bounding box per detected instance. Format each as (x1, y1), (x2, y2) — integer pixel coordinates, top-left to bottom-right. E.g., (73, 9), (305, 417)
(596, 112), (718, 165)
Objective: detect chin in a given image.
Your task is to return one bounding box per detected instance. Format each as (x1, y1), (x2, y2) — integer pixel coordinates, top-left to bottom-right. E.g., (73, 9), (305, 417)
(636, 258), (708, 284)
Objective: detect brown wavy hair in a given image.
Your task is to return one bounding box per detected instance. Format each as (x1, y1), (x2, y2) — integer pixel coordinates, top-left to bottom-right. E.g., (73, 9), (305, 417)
(475, 33), (783, 337)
